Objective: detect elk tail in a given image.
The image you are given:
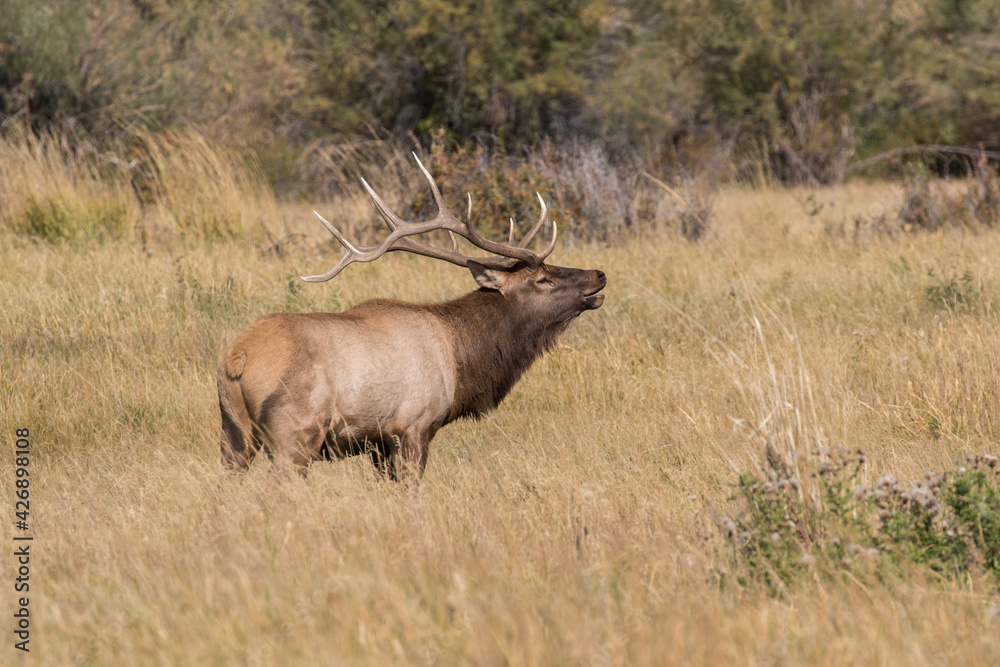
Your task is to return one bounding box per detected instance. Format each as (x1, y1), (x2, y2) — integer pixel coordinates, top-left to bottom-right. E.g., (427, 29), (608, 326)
(217, 350), (256, 473)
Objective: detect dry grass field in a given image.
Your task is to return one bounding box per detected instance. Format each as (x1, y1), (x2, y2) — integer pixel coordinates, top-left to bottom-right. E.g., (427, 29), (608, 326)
(3, 174), (1000, 664)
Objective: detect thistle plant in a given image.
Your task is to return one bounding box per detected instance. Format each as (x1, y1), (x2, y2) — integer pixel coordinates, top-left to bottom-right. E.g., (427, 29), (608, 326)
(717, 447), (1000, 594)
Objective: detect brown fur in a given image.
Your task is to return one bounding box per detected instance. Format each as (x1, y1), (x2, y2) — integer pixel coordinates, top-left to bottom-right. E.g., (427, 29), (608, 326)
(217, 261), (606, 479)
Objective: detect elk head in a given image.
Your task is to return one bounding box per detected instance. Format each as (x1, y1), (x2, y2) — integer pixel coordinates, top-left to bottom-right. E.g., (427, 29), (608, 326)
(467, 260), (606, 332)
(301, 151), (606, 323)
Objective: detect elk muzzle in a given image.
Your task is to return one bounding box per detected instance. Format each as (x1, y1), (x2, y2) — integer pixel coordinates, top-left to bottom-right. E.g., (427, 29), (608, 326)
(583, 270), (607, 310)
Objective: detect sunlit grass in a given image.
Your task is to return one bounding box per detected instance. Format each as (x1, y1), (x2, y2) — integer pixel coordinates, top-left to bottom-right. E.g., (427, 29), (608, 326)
(1, 181), (1000, 664)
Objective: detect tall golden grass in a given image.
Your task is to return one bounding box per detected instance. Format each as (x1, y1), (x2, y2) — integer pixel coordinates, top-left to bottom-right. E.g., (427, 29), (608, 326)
(0, 127), (138, 242)
(136, 128), (280, 244)
(0, 126), (280, 245)
(1, 145), (999, 664)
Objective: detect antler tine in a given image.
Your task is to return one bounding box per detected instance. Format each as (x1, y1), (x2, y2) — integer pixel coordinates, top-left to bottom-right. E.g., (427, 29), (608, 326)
(412, 152), (450, 218)
(311, 210), (362, 254)
(447, 190), (549, 265)
(300, 210), (379, 282)
(517, 193), (548, 248)
(538, 221), (557, 261)
(508, 219), (515, 245)
(360, 178), (401, 231)
(301, 253), (355, 283)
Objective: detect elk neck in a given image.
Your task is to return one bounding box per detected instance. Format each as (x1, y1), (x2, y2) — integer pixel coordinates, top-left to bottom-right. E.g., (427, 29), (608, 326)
(431, 288), (565, 421)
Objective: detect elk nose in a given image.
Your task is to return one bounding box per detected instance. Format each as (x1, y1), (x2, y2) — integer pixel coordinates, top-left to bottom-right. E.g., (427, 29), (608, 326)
(595, 270), (606, 283)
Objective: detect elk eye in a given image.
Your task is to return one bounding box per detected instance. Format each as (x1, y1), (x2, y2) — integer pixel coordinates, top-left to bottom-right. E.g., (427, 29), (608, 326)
(536, 277), (555, 286)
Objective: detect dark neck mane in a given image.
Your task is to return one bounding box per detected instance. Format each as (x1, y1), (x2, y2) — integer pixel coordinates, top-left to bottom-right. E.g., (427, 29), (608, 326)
(430, 289), (565, 422)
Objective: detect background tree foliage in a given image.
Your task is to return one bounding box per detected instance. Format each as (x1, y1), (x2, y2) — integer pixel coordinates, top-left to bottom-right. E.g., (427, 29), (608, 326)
(1, 0), (998, 184)
(303, 0), (610, 145)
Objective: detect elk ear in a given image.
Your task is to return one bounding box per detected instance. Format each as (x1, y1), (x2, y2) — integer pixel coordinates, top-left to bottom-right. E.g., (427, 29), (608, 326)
(468, 259), (521, 293)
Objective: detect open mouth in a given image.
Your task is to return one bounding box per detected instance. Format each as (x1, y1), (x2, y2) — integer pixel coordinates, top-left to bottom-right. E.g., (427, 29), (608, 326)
(581, 271), (607, 310)
(583, 283), (606, 309)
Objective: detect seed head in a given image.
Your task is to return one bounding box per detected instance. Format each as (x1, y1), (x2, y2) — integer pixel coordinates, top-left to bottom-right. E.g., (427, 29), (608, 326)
(721, 517), (737, 539)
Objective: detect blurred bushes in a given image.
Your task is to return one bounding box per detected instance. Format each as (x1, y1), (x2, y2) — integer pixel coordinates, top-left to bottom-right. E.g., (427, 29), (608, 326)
(303, 131), (712, 243)
(0, 0), (307, 143)
(302, 0), (611, 146)
(409, 136), (658, 240)
(849, 153), (1000, 236)
(1, 0), (999, 187)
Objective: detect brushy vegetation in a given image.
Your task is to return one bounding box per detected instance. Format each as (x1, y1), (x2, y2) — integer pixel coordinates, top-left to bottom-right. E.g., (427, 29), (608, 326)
(404, 135), (702, 240)
(3, 0), (1000, 184)
(897, 156), (1000, 232)
(0, 123), (715, 245)
(716, 446), (1000, 596)
(3, 123), (998, 249)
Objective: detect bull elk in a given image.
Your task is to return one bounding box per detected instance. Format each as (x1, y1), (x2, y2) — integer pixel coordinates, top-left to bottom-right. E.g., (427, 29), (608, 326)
(217, 154), (606, 479)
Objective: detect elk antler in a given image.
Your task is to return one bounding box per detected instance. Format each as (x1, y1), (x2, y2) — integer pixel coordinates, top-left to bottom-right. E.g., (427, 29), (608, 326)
(301, 153), (557, 282)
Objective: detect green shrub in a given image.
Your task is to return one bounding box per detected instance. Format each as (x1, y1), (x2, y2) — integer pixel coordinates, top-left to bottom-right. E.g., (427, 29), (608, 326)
(947, 463), (1000, 577)
(716, 446), (1000, 595)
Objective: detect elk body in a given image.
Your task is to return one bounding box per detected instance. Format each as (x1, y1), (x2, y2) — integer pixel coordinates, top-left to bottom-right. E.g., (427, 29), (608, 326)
(217, 155), (606, 479)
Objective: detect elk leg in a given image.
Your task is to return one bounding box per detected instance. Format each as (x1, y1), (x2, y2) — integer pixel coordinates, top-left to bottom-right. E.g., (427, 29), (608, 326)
(220, 423), (259, 474)
(266, 423), (326, 478)
(367, 437), (401, 481)
(398, 430), (430, 481)
(367, 437), (395, 480)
